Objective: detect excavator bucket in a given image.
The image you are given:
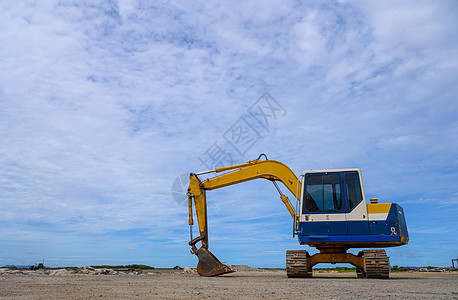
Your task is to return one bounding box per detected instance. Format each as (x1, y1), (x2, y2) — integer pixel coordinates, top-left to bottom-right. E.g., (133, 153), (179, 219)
(196, 247), (234, 276)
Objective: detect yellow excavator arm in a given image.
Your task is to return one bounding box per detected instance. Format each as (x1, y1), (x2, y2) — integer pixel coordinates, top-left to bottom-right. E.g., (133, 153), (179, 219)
(187, 155), (301, 276)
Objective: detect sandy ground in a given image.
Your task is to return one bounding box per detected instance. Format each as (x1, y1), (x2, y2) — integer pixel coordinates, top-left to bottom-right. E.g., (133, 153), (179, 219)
(0, 270), (457, 299)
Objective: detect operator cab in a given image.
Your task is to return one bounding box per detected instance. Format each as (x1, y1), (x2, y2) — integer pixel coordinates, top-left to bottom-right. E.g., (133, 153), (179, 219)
(302, 169), (363, 214)
(297, 169), (408, 248)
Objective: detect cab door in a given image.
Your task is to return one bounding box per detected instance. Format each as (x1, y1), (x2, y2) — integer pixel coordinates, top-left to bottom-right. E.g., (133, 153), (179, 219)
(343, 171), (370, 234)
(301, 172), (347, 235)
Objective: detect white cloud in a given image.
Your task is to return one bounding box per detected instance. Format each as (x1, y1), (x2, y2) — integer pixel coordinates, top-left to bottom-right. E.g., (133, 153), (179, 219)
(0, 0), (457, 267)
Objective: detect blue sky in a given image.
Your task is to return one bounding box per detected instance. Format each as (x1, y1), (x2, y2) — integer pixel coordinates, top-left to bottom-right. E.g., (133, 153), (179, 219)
(0, 0), (457, 268)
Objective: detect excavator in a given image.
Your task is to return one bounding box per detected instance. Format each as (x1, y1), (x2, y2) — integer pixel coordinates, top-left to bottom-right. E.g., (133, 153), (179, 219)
(187, 154), (408, 278)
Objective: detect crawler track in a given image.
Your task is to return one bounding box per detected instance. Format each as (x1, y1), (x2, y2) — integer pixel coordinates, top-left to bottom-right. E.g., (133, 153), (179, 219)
(361, 249), (389, 279)
(286, 250), (312, 278)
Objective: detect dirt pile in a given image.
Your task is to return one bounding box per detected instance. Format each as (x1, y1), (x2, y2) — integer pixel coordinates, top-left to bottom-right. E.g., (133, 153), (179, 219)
(231, 265), (261, 272)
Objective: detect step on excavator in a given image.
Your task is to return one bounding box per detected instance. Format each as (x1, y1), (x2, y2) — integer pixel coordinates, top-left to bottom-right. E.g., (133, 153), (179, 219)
(187, 154), (408, 278)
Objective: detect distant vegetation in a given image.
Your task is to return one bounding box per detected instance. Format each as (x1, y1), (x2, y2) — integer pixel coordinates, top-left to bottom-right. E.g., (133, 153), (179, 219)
(391, 265), (422, 271)
(315, 266), (356, 272)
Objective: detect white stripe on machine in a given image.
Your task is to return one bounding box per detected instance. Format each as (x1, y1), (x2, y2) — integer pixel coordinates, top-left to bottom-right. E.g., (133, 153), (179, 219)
(368, 213), (388, 221)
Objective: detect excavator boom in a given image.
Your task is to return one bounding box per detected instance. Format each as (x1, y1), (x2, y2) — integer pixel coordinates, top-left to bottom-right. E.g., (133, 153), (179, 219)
(187, 156), (301, 276)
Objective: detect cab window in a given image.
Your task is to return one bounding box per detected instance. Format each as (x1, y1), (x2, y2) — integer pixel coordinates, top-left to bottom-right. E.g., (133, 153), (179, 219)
(344, 172), (363, 211)
(304, 174), (342, 212)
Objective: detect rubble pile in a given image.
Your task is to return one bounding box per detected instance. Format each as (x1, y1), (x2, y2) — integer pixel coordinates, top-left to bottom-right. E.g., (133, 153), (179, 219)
(0, 265), (199, 276)
(76, 266), (119, 275)
(0, 266), (135, 276)
(0, 268), (45, 276)
(418, 267), (457, 272)
(182, 267), (197, 274)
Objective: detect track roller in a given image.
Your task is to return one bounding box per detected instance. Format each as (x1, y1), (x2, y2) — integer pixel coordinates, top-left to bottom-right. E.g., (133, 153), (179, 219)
(356, 267), (365, 278)
(356, 251), (366, 278)
(286, 250), (312, 278)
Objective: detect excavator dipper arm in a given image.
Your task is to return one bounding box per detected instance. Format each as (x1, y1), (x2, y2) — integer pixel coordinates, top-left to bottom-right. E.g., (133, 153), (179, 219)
(187, 156), (301, 276)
